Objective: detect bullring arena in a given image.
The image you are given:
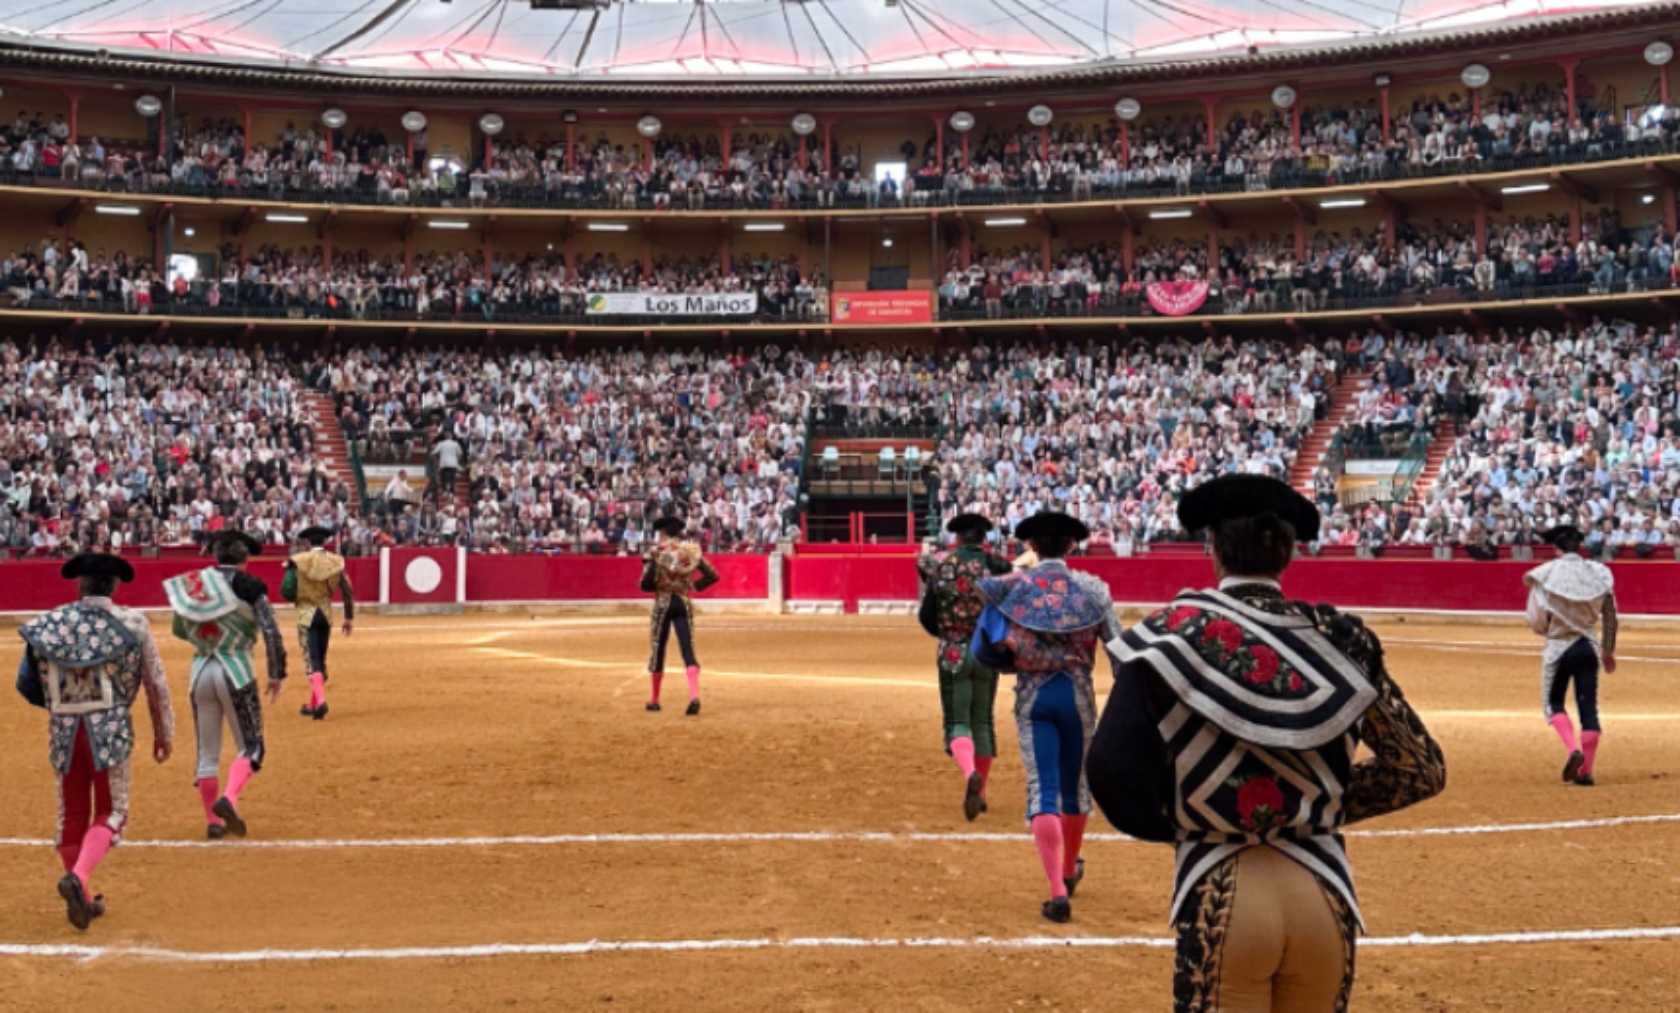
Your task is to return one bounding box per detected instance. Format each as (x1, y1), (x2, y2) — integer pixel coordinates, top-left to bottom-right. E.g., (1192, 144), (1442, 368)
(5, 0), (1680, 1007)
(1, 602), (1678, 1010)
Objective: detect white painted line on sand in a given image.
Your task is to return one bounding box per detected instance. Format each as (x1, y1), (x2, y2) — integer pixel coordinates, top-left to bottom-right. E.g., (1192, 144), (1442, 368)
(0, 812), (1673, 851)
(3, 925), (1677, 964)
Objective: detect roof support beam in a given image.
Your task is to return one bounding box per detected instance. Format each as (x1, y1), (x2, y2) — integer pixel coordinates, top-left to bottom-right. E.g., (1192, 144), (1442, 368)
(1547, 171), (1598, 203)
(1456, 180), (1501, 212)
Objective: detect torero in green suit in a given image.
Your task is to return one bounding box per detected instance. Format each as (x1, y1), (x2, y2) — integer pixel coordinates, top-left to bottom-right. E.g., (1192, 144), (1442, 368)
(918, 513), (1011, 821)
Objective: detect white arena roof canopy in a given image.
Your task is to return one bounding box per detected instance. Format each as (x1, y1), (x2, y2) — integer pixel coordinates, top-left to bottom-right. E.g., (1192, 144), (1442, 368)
(0, 0), (1661, 80)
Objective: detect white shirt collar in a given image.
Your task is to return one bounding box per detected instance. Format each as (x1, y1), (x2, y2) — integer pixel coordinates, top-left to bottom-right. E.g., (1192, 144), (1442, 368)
(1218, 576), (1281, 591)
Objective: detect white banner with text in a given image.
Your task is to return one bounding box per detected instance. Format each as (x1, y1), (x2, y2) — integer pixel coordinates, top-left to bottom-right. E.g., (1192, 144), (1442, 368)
(585, 291), (759, 316)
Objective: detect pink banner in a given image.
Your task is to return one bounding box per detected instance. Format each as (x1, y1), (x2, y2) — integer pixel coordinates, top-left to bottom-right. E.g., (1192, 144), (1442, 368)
(1145, 280), (1209, 316)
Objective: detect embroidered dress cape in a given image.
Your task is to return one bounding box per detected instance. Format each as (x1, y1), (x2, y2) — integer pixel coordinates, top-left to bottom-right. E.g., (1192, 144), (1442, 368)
(1092, 582), (1446, 927)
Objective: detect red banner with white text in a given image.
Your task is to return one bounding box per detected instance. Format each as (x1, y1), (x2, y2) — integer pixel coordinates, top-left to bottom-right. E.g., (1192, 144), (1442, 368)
(832, 290), (933, 324)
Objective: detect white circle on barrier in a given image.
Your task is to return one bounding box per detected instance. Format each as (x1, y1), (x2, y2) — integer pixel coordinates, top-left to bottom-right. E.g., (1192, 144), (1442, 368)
(405, 556), (443, 594)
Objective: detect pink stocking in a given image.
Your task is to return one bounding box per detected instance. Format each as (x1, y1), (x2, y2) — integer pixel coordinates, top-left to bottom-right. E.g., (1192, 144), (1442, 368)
(308, 672), (326, 710)
(1061, 814), (1089, 873)
(684, 665), (701, 702)
(1031, 813), (1067, 899)
(1580, 730), (1601, 775)
(950, 736), (977, 778)
(225, 757), (254, 806)
(648, 671), (664, 704)
(1549, 713), (1579, 753)
(197, 778), (223, 824)
(71, 827), (114, 893)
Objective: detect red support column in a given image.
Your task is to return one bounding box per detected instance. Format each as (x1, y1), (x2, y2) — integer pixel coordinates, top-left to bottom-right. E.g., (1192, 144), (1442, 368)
(1561, 58), (1580, 127)
(1569, 199), (1582, 243)
(1665, 187), (1678, 235)
(959, 217), (972, 269)
(242, 107), (253, 153)
(1663, 65), (1672, 106)
(565, 121), (576, 171)
(485, 135), (494, 167)
(798, 133), (807, 167)
(66, 94), (79, 145)
(1290, 104), (1302, 149)
(1119, 122), (1130, 165)
(406, 131), (415, 164)
(720, 232), (732, 275)
(1202, 98), (1217, 150)
(1384, 208), (1397, 252)
(483, 231), (493, 277)
(1206, 222), (1218, 274)
(1472, 89), (1482, 121)
(933, 115), (944, 172)
(1040, 229), (1052, 273)
(1293, 219), (1306, 260)
(961, 132), (970, 165)
(641, 236), (653, 277)
(403, 230), (414, 274)
(1474, 204), (1488, 255)
(563, 234), (578, 277)
(720, 118), (732, 164)
(822, 118), (833, 173)
(1380, 87), (1391, 144)
(324, 127), (333, 159)
(1121, 225), (1135, 275)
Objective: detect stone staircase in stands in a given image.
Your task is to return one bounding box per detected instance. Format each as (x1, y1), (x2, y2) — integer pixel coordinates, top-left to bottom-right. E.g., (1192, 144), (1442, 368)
(1402, 417), (1458, 506)
(301, 390), (361, 513)
(1288, 369), (1372, 497)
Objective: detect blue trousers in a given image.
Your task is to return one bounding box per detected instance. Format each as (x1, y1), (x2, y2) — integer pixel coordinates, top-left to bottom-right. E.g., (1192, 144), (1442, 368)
(1015, 672), (1096, 818)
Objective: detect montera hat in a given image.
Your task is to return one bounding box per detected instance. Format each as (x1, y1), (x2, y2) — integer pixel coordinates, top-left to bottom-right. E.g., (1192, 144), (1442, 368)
(1177, 475), (1321, 543)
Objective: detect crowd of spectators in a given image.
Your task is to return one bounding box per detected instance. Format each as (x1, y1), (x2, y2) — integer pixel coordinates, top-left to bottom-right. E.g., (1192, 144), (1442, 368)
(0, 337), (350, 556)
(2, 238), (827, 323)
(2, 78), (1677, 209)
(843, 338), (1338, 546)
(938, 212), (1676, 321)
(1309, 318), (1680, 556)
(2, 319), (1676, 557)
(322, 345), (811, 554)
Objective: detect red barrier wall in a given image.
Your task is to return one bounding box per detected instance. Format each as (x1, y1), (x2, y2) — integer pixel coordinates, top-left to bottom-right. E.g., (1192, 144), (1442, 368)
(782, 553), (1680, 615)
(0, 556), (378, 612)
(464, 553), (770, 602)
(784, 554), (922, 610)
(0, 552), (1666, 615)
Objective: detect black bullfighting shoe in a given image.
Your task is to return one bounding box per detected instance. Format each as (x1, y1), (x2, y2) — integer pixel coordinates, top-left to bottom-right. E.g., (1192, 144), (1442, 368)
(1563, 750), (1585, 783)
(313, 702), (329, 721)
(1041, 897), (1072, 924)
(1573, 772), (1596, 787)
(299, 704), (316, 718)
(207, 824), (228, 841)
(57, 874), (91, 931)
(963, 772), (985, 822)
(645, 701), (662, 712)
(212, 798), (248, 838)
(88, 894), (106, 921)
(1064, 858), (1086, 899)
(685, 699), (701, 717)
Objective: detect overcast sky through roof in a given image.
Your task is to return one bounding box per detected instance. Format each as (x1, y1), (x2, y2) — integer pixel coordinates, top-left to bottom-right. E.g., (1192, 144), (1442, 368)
(0, 0), (1654, 78)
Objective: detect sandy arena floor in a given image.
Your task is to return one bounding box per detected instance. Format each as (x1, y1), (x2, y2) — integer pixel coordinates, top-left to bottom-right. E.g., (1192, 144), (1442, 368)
(0, 608), (1677, 1011)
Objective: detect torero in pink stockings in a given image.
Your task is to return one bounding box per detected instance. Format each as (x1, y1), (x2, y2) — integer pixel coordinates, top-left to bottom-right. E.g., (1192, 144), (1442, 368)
(641, 517), (720, 716)
(17, 553), (175, 931)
